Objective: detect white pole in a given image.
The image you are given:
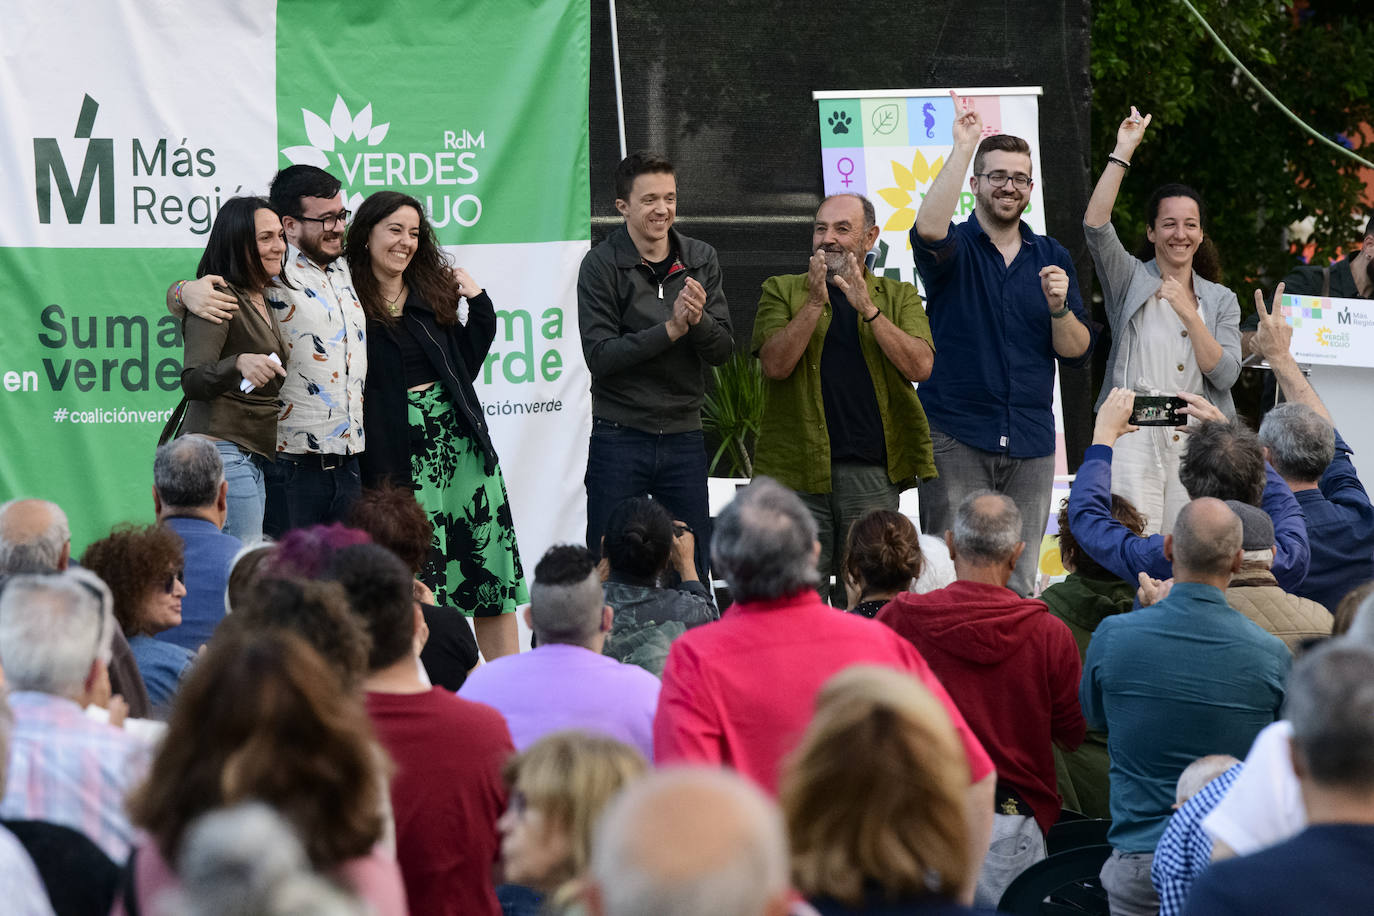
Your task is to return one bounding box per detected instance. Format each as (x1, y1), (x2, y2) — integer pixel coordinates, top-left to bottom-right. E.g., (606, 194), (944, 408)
(608, 0), (628, 160)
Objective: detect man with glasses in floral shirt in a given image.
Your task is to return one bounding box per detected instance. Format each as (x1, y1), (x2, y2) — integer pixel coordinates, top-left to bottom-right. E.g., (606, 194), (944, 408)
(172, 166), (367, 534)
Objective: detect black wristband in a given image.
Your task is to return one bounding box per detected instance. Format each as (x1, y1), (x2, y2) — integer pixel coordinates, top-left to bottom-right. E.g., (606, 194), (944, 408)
(1107, 154), (1131, 169)
(863, 310), (880, 323)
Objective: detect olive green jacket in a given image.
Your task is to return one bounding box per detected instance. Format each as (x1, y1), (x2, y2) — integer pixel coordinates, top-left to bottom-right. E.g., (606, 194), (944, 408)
(750, 271), (936, 493)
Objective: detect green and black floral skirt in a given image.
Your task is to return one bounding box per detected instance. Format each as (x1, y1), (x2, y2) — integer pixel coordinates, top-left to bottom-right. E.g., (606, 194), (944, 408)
(407, 384), (528, 617)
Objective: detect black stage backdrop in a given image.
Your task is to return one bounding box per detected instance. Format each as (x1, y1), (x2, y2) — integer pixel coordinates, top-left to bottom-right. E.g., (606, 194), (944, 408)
(588, 1), (1098, 470)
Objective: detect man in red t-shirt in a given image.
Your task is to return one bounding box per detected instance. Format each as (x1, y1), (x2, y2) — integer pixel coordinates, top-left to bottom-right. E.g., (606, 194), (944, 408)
(654, 478), (996, 902)
(879, 490), (1085, 906)
(328, 542), (513, 916)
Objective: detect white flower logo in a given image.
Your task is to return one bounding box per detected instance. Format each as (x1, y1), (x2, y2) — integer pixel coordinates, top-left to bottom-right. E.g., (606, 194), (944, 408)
(281, 95), (389, 211)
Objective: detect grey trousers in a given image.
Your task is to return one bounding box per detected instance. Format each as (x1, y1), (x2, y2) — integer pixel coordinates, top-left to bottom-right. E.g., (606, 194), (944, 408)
(1101, 849), (1160, 916)
(918, 427), (1055, 597)
(975, 812), (1046, 908)
(797, 461), (901, 605)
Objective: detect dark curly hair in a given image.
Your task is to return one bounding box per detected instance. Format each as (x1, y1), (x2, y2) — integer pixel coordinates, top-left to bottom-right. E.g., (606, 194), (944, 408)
(348, 483), (434, 575)
(842, 509), (924, 595)
(127, 629), (386, 872)
(81, 523), (184, 636)
(1056, 494), (1147, 580)
(345, 191), (459, 326)
(225, 576), (371, 690)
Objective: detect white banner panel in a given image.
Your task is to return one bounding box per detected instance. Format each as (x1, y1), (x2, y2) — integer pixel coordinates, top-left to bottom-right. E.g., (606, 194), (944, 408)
(1281, 293), (1374, 367)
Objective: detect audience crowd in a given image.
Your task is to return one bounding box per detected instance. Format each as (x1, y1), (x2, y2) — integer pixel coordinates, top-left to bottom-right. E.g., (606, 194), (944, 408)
(3, 96), (1374, 915)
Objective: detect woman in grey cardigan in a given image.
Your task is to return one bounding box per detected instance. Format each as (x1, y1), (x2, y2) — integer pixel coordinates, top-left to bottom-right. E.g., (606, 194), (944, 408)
(1083, 106), (1241, 535)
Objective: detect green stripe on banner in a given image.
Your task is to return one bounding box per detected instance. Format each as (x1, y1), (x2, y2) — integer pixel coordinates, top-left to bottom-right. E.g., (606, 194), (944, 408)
(0, 247), (204, 551)
(274, 0), (590, 245)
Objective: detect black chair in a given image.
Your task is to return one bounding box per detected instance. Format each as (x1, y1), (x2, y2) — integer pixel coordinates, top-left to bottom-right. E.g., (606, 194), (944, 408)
(997, 843), (1112, 915)
(2, 819), (119, 916)
(1047, 818), (1111, 855)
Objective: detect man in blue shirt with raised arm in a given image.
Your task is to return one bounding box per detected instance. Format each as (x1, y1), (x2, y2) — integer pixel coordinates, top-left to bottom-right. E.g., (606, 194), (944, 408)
(911, 92), (1095, 596)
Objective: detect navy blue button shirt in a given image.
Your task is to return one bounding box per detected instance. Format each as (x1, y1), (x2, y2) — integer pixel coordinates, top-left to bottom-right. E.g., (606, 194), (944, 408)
(911, 213), (1094, 458)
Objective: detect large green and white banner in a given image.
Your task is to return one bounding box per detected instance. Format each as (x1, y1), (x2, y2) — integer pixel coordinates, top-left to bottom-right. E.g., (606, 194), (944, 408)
(1, 0), (591, 559)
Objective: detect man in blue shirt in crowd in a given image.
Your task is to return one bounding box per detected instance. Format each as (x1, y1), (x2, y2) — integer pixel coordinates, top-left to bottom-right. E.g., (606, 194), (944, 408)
(1066, 387), (1310, 590)
(912, 91), (1095, 596)
(1252, 281), (1374, 613)
(152, 435), (241, 651)
(1081, 495), (1289, 916)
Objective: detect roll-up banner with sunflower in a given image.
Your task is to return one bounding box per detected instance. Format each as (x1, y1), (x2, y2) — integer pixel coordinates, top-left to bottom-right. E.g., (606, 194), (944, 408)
(815, 87), (1074, 587)
(0, 0), (591, 561)
(814, 87), (1044, 288)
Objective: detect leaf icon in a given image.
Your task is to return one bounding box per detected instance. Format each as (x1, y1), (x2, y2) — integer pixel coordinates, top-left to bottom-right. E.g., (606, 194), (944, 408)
(871, 103), (899, 135)
(351, 103), (373, 141)
(282, 145), (330, 168)
(367, 122), (390, 145)
(330, 95), (353, 142)
(302, 109), (334, 151)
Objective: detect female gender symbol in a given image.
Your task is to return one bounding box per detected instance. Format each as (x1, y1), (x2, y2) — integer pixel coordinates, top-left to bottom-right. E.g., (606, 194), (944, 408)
(836, 157), (855, 187)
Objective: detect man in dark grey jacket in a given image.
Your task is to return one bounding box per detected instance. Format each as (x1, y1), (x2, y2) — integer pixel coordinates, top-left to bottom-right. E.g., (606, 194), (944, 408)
(577, 152), (733, 580)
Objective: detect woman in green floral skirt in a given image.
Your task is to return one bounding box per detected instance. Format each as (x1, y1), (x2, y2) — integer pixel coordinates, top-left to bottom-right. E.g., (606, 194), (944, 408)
(349, 191), (526, 660)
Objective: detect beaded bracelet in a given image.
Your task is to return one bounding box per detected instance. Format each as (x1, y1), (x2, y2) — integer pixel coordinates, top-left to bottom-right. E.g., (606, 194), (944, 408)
(174, 280), (188, 310)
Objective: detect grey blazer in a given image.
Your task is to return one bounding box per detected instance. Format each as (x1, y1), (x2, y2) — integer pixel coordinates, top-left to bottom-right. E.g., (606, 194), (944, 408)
(1085, 220), (1241, 417)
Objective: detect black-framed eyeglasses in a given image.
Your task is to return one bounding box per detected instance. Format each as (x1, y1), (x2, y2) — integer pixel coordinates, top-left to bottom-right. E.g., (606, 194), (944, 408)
(296, 210), (351, 229)
(164, 569), (184, 595)
(976, 172), (1033, 190)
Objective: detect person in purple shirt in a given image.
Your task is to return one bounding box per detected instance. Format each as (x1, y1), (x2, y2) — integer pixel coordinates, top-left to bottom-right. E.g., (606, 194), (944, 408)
(1252, 283), (1374, 613)
(151, 436), (242, 651)
(1068, 388), (1310, 590)
(911, 91), (1095, 597)
(460, 545), (659, 760)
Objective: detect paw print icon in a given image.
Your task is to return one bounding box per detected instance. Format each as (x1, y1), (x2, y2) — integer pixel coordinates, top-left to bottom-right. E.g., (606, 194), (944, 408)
(828, 110), (852, 135)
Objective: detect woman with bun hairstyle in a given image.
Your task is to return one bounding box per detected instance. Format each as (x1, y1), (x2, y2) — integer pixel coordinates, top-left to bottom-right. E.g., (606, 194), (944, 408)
(841, 508), (924, 618)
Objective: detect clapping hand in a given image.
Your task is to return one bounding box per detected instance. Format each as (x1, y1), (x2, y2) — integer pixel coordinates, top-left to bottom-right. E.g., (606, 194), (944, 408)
(1158, 276), (1198, 320)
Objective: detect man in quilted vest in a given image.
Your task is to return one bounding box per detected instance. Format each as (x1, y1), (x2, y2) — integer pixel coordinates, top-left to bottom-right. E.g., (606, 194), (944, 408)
(1222, 499), (1331, 652)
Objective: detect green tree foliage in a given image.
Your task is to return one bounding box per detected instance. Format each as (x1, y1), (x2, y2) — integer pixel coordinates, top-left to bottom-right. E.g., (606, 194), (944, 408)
(1091, 1), (1374, 299)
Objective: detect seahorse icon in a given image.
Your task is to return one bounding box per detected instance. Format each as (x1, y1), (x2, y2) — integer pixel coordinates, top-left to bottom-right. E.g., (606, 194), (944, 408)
(923, 103), (936, 138)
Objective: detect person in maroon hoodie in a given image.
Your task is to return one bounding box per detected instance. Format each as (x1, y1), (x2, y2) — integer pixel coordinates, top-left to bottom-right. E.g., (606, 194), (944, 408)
(878, 490), (1085, 908)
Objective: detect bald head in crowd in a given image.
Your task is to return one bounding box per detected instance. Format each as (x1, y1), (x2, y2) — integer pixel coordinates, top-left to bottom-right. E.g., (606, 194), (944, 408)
(588, 767), (790, 916)
(527, 545), (612, 648)
(0, 499), (71, 574)
(1167, 497), (1243, 585)
(948, 490), (1024, 584)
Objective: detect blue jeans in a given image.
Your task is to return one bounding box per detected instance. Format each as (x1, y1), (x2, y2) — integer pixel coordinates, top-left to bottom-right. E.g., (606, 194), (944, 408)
(263, 453), (361, 538)
(919, 426), (1055, 597)
(215, 440), (265, 542)
(585, 419), (711, 581)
